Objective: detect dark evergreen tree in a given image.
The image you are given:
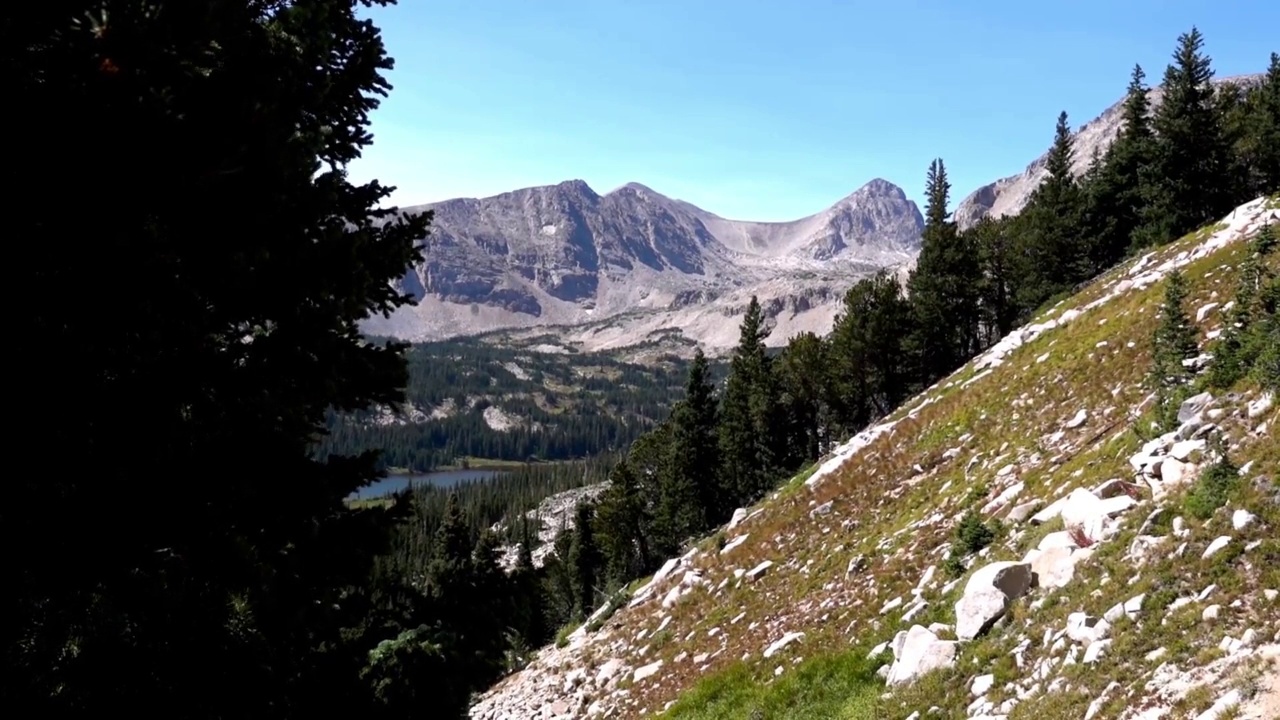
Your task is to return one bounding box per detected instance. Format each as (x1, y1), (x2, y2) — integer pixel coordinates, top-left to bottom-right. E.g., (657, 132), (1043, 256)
(717, 297), (780, 508)
(509, 517), (545, 650)
(1139, 27), (1234, 246)
(1104, 65), (1159, 261)
(971, 216), (1020, 344)
(907, 159), (982, 385)
(6, 1), (444, 715)
(1209, 223), (1280, 389)
(1148, 269), (1200, 429)
(829, 271), (914, 433)
(540, 522), (577, 632)
(776, 332), (831, 465)
(1221, 54), (1280, 202)
(1015, 111), (1087, 310)
(567, 501), (601, 620)
(657, 348), (721, 540)
(594, 458), (651, 584)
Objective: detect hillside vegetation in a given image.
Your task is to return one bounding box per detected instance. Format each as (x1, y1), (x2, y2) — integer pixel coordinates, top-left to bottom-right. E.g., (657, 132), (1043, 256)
(318, 338), (726, 471)
(471, 196), (1279, 720)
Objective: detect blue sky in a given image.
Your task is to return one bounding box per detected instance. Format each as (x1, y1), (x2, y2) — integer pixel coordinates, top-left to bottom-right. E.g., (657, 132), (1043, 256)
(348, 0), (1277, 221)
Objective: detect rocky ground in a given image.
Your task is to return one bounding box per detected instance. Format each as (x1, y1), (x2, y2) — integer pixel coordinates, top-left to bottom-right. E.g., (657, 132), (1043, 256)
(467, 196), (1280, 720)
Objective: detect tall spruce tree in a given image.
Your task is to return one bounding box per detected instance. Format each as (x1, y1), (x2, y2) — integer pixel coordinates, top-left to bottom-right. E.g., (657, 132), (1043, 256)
(776, 332), (831, 466)
(829, 271), (914, 433)
(1148, 269), (1200, 429)
(594, 458), (651, 584)
(1016, 111), (1087, 310)
(1140, 27), (1234, 245)
(659, 348), (721, 536)
(567, 501), (601, 620)
(1089, 64), (1158, 265)
(717, 297), (779, 508)
(8, 1), (440, 714)
(907, 159), (981, 385)
(972, 216), (1019, 342)
(1233, 53), (1280, 198)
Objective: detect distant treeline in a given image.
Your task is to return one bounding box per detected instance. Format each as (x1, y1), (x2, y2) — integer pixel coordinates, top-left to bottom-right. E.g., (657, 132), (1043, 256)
(315, 339), (728, 470)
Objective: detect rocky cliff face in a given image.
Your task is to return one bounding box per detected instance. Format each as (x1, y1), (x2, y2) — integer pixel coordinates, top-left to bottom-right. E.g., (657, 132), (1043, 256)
(362, 179), (923, 354)
(953, 74), (1264, 230)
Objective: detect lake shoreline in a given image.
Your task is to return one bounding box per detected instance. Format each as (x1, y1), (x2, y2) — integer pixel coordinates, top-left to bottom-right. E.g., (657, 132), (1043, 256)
(351, 467), (510, 501)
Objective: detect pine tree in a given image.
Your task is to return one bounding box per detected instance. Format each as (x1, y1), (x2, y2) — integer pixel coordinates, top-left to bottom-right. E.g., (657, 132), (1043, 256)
(509, 516), (545, 650)
(1210, 223), (1280, 389)
(567, 501), (601, 620)
(1149, 269), (1200, 429)
(907, 159), (982, 385)
(594, 459), (650, 583)
(9, 1), (439, 714)
(1256, 53), (1280, 194)
(830, 271), (913, 433)
(717, 297), (779, 508)
(1226, 53), (1280, 199)
(1015, 111), (1087, 310)
(776, 332), (831, 465)
(1139, 27), (1234, 245)
(972, 216), (1019, 342)
(1081, 65), (1159, 267)
(1254, 274), (1280, 392)
(657, 348), (721, 539)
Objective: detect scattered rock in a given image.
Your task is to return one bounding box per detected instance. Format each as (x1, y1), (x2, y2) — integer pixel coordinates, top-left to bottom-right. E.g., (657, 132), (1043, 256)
(1248, 392), (1273, 418)
(1202, 536), (1232, 559)
(746, 560), (773, 582)
(955, 562), (1033, 640)
(763, 632), (804, 659)
(1178, 392), (1215, 424)
(885, 625), (958, 685)
(632, 660), (663, 683)
(1231, 509), (1255, 530)
(1007, 500), (1042, 523)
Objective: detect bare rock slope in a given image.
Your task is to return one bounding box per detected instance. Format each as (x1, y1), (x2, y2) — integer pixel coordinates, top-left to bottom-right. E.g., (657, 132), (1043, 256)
(470, 196), (1280, 720)
(363, 179), (923, 354)
(954, 73), (1263, 230)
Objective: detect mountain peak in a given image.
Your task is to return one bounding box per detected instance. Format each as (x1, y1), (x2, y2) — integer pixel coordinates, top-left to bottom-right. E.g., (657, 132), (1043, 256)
(847, 178), (908, 201)
(610, 181), (658, 195)
(555, 178), (599, 198)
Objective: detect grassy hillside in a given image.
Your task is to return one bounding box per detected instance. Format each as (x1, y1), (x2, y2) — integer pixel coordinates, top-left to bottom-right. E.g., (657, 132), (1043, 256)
(469, 196), (1280, 720)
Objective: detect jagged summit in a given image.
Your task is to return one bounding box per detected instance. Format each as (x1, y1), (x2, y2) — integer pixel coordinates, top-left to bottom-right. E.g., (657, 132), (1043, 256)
(365, 177), (924, 353)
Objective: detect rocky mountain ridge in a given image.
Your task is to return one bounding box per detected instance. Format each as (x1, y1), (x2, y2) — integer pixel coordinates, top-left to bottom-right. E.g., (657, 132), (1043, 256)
(953, 73), (1264, 230)
(366, 73), (1265, 356)
(468, 196), (1280, 720)
(363, 178), (923, 355)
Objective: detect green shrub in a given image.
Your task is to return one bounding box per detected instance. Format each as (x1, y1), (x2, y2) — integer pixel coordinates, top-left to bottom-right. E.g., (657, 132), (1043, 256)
(1183, 453), (1240, 521)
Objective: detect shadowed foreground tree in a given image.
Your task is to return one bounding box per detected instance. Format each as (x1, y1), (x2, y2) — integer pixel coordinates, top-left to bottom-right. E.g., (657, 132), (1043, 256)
(3, 1), (449, 717)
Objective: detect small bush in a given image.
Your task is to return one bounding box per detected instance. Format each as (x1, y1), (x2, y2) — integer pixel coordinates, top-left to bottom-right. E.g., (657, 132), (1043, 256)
(944, 510), (999, 577)
(956, 510), (997, 554)
(1183, 455), (1240, 521)
(554, 622), (579, 649)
